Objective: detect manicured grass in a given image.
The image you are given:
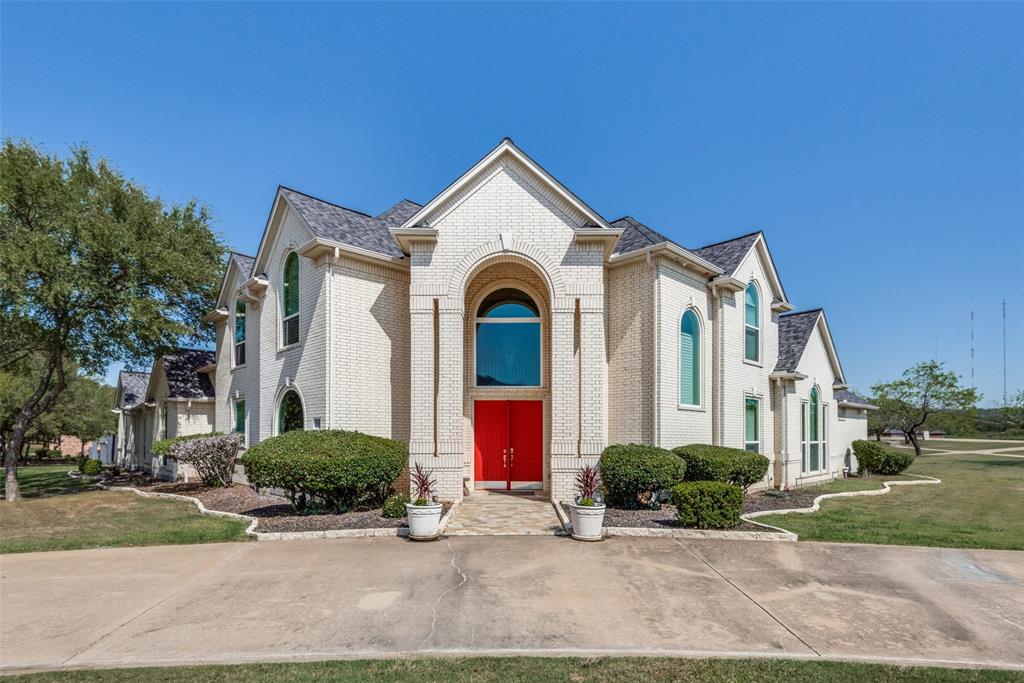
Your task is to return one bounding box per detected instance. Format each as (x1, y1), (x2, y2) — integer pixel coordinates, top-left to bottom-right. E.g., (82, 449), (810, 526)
(922, 440), (1023, 452)
(757, 452), (1024, 550)
(6, 657), (1021, 682)
(806, 475), (915, 495)
(0, 464), (96, 497)
(0, 489), (250, 554)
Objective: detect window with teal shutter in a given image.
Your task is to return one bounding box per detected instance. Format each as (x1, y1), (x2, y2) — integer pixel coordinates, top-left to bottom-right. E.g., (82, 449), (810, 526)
(282, 252), (299, 346)
(234, 299), (246, 366)
(234, 399), (246, 441)
(679, 310), (700, 406)
(744, 283), (760, 362)
(744, 398), (759, 452)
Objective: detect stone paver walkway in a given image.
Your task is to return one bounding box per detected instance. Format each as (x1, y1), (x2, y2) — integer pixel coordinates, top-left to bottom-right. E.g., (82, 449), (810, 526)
(444, 490), (564, 535)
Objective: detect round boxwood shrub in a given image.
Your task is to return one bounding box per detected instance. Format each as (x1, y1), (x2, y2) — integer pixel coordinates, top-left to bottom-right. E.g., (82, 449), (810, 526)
(382, 492), (410, 518)
(599, 444), (686, 509)
(673, 444), (770, 492)
(671, 481), (743, 529)
(241, 430), (406, 512)
(82, 458), (103, 476)
(853, 440), (914, 475)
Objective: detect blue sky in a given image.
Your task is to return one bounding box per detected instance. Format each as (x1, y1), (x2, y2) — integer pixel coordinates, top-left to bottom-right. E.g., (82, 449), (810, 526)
(3, 2), (1022, 405)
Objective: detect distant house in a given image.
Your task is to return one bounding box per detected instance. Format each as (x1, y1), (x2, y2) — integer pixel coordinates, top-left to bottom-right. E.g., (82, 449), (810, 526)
(112, 349), (215, 479)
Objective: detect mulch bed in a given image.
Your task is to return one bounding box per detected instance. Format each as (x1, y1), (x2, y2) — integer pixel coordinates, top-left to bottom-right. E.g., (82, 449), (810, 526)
(102, 474), (412, 532)
(560, 503), (765, 533)
(742, 488), (824, 515)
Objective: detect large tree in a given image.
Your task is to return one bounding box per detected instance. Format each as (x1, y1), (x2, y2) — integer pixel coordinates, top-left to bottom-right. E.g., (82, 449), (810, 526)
(0, 139), (224, 500)
(871, 361), (980, 456)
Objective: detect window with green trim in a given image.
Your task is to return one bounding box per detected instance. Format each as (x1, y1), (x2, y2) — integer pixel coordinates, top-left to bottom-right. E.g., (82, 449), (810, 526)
(278, 390), (303, 434)
(234, 299), (246, 366)
(808, 386), (821, 471)
(744, 397), (759, 452)
(679, 309), (700, 406)
(160, 402), (168, 440)
(744, 283), (760, 362)
(234, 399), (246, 440)
(282, 252), (299, 347)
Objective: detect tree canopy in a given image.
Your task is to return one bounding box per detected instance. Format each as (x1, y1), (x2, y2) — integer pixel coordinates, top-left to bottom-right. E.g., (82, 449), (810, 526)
(871, 360), (980, 456)
(0, 139), (224, 499)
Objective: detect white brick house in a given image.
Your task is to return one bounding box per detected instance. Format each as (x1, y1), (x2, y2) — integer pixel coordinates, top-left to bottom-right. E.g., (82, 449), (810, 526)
(199, 138), (871, 499)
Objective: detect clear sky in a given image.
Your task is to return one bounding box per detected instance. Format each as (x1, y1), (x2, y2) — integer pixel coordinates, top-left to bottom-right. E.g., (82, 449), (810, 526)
(2, 2), (1022, 405)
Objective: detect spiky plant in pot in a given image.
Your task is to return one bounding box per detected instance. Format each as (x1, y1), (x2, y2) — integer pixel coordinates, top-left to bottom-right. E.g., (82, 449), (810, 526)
(574, 464), (602, 506)
(410, 463), (436, 506)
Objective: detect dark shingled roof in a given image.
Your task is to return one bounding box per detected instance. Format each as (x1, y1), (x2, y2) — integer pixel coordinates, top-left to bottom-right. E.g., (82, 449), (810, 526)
(280, 187), (405, 259)
(835, 388), (875, 407)
(163, 348), (216, 399)
(775, 309), (822, 373)
(230, 252), (255, 279)
(610, 216), (678, 254)
(690, 231), (761, 276)
(118, 371), (150, 409)
(376, 199), (423, 228)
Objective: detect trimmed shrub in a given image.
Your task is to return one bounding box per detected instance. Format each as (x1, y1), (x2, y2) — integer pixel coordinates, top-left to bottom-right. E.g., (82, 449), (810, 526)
(382, 493), (410, 518)
(48, 449), (63, 459)
(168, 433), (242, 487)
(854, 440), (914, 475)
(33, 448), (49, 459)
(241, 430), (406, 512)
(599, 444), (686, 509)
(673, 444), (770, 492)
(152, 432), (222, 457)
(671, 481), (743, 529)
(82, 458), (102, 476)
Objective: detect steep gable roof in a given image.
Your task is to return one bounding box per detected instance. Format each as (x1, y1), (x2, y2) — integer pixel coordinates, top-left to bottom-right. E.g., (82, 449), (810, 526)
(775, 310), (821, 373)
(117, 371), (150, 409)
(280, 187), (405, 259)
(162, 348), (215, 399)
(376, 199), (422, 228)
(690, 231), (762, 276)
(400, 138), (614, 231)
(229, 252), (255, 279)
(610, 216), (676, 254)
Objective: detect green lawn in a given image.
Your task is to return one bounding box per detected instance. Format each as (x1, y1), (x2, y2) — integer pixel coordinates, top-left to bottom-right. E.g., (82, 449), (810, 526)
(995, 449), (1024, 456)
(921, 440), (1023, 452)
(757, 451), (1024, 550)
(0, 467), (250, 553)
(6, 657), (1022, 682)
(0, 464), (96, 497)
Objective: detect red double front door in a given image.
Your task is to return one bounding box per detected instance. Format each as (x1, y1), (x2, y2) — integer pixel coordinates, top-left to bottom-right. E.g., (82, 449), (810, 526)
(473, 400), (543, 490)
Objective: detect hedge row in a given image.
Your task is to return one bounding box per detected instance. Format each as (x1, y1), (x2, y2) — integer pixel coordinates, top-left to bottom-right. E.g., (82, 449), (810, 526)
(672, 444), (769, 492)
(241, 430), (406, 512)
(853, 440), (914, 475)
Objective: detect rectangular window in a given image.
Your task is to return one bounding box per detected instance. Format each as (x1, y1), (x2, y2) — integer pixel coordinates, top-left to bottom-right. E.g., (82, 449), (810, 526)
(475, 321), (541, 387)
(801, 402), (808, 472)
(234, 299), (246, 366)
(283, 316), (299, 347)
(744, 327), (759, 363)
(234, 399), (246, 443)
(744, 397), (759, 452)
(822, 404), (828, 469)
(160, 403), (168, 440)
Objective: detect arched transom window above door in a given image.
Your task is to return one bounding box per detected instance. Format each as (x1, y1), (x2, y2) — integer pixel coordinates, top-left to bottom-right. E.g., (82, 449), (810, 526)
(475, 288), (541, 388)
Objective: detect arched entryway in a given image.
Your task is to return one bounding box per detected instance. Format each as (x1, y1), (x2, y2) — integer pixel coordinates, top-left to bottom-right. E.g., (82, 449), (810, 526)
(464, 261), (551, 492)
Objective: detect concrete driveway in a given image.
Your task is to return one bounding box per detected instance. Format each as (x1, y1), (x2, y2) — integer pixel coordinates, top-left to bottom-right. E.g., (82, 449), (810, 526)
(1, 536), (1022, 673)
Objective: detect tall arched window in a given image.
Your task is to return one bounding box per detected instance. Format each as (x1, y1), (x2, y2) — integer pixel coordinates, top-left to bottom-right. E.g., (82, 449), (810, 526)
(744, 282), (760, 362)
(278, 389), (304, 434)
(679, 309), (700, 406)
(234, 298), (246, 366)
(475, 288), (541, 387)
(808, 386), (821, 471)
(281, 252), (300, 347)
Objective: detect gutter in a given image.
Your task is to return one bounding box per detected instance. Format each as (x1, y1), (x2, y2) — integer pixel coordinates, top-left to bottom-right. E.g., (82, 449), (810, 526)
(610, 243), (722, 278)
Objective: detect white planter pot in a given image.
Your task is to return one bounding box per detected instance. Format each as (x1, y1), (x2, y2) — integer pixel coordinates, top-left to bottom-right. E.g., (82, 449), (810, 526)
(569, 502), (605, 541)
(406, 502), (443, 540)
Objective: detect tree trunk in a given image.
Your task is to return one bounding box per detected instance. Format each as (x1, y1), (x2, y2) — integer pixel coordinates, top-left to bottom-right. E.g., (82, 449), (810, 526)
(875, 430), (882, 442)
(907, 430), (923, 457)
(4, 427), (24, 501)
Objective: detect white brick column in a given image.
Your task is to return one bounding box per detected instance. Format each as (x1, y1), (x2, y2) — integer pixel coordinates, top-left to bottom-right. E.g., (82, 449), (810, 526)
(578, 299), (607, 459)
(432, 302), (465, 500)
(549, 304), (578, 460)
(408, 296), (435, 463)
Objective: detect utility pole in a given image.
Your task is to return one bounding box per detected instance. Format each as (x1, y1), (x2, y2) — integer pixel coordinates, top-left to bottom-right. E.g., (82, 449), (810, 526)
(1003, 298), (1008, 407)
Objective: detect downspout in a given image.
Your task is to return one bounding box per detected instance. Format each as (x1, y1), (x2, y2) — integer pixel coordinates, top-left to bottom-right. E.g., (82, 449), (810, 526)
(649, 251), (659, 447)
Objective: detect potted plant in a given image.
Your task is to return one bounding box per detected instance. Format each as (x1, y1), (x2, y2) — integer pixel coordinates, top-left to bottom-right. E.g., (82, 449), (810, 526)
(406, 463), (443, 541)
(568, 464), (605, 541)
